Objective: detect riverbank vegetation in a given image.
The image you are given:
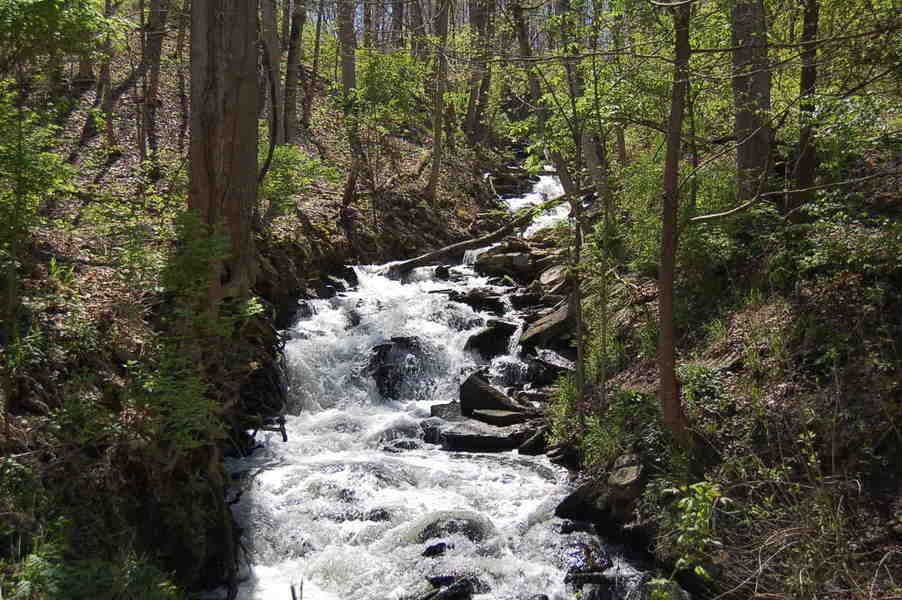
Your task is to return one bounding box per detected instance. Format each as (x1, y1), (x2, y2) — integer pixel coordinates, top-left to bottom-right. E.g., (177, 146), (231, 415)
(0, 0), (899, 598)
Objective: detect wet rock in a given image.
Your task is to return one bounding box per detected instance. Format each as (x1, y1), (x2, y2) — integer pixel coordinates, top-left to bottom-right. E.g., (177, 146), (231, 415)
(475, 252), (535, 279)
(460, 372), (530, 416)
(414, 510), (496, 543)
(463, 320), (518, 359)
(423, 541), (453, 557)
(430, 402), (462, 419)
(555, 480), (611, 522)
(383, 438), (422, 453)
(367, 336), (433, 399)
(296, 300), (315, 320)
(336, 265), (359, 287)
(517, 424), (549, 455)
(510, 292), (542, 309)
(435, 265), (451, 279)
(440, 420), (532, 452)
(520, 301), (574, 351)
(515, 388), (555, 406)
(448, 288), (506, 314)
(470, 409), (534, 427)
(526, 596), (550, 600)
(547, 441), (581, 470)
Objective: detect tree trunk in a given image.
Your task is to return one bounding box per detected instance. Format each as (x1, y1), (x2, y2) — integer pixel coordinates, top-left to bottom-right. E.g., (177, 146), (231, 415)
(363, 0), (374, 48)
(659, 2), (693, 449)
(425, 0), (449, 200)
(731, 0), (772, 203)
(303, 0), (325, 129)
(262, 0), (285, 146)
(284, 0), (307, 143)
(176, 0), (189, 154)
(790, 0), (819, 217)
(390, 0), (404, 48)
(143, 0), (170, 180)
(410, 0), (426, 59)
(511, 0), (540, 106)
(338, 0), (357, 96)
(190, 0), (258, 307)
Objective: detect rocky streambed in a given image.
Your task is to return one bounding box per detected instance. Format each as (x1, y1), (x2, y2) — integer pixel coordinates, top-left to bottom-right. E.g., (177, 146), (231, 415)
(220, 177), (670, 600)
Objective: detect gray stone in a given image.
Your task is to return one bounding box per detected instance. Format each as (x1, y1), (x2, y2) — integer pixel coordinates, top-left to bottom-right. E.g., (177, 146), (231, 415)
(430, 402), (462, 419)
(520, 302), (574, 350)
(607, 464), (644, 501)
(460, 372), (529, 416)
(464, 320), (518, 359)
(539, 265), (568, 288)
(440, 420), (532, 452)
(470, 409), (534, 427)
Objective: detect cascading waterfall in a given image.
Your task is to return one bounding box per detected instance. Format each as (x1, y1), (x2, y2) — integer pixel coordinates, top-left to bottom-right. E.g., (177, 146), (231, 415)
(221, 176), (649, 600)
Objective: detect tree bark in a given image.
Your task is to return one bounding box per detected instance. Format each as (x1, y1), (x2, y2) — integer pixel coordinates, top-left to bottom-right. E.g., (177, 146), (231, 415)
(338, 0), (357, 96)
(284, 0), (307, 143)
(390, 0), (404, 47)
(303, 0), (325, 129)
(790, 0), (819, 217)
(731, 0), (772, 203)
(425, 0), (450, 200)
(659, 2), (693, 450)
(190, 0), (259, 306)
(262, 0), (285, 146)
(143, 0), (170, 180)
(410, 0), (426, 59)
(511, 0), (540, 106)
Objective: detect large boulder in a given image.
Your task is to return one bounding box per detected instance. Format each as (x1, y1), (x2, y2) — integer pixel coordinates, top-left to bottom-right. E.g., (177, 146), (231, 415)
(440, 420), (533, 452)
(459, 372), (529, 416)
(464, 320), (518, 359)
(539, 265), (568, 288)
(520, 301), (574, 351)
(448, 288), (506, 315)
(470, 409), (534, 427)
(555, 480), (611, 522)
(411, 510), (497, 543)
(474, 252), (534, 279)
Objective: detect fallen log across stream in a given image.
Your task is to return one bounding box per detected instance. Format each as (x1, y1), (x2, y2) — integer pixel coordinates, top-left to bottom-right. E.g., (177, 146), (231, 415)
(386, 211), (535, 278)
(386, 187), (591, 278)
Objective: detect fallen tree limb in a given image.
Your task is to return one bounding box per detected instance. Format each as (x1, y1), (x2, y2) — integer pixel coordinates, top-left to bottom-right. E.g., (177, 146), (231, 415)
(387, 187), (592, 277)
(386, 210), (535, 277)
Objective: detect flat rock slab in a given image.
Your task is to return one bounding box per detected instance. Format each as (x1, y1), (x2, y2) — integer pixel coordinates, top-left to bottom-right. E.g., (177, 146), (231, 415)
(520, 302), (573, 350)
(470, 409), (534, 426)
(440, 420), (532, 452)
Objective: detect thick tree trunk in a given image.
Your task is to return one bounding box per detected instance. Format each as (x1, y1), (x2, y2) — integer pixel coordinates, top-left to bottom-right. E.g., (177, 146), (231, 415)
(176, 0), (189, 154)
(262, 0), (285, 146)
(731, 0), (772, 203)
(284, 0), (306, 143)
(338, 0), (357, 96)
(190, 0), (258, 306)
(790, 0), (819, 216)
(425, 0), (450, 200)
(659, 3), (693, 449)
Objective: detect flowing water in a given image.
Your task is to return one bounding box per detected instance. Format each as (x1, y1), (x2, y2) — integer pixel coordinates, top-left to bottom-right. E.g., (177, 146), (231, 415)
(224, 178), (649, 599)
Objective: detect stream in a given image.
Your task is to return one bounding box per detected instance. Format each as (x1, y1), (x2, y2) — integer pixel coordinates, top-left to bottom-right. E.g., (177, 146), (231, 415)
(224, 176), (651, 600)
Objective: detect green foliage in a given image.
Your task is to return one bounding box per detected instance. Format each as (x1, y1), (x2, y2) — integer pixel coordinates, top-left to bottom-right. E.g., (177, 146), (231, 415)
(12, 521), (181, 600)
(0, 81), (73, 319)
(0, 0), (112, 68)
(258, 143), (340, 223)
(582, 388), (668, 470)
(654, 480), (725, 580)
(356, 50), (427, 127)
